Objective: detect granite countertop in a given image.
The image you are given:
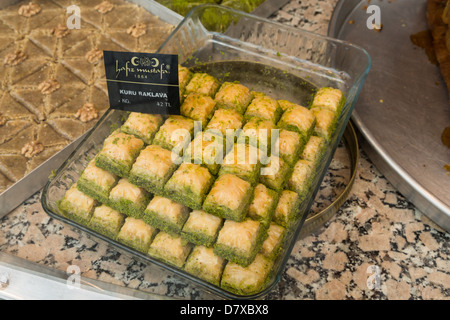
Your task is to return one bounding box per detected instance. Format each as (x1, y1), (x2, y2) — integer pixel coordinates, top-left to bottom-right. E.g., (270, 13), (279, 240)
(1, 0), (449, 300)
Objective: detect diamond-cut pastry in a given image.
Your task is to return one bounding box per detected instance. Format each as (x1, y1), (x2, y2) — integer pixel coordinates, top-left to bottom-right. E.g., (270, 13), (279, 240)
(0, 0), (174, 194)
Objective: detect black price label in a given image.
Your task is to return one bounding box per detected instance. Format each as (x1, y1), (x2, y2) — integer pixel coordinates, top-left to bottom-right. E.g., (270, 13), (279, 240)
(103, 51), (180, 115)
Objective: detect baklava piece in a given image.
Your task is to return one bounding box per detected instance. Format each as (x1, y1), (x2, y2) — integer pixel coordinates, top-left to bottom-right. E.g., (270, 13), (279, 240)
(184, 73), (221, 98)
(260, 223), (286, 260)
(259, 156), (291, 192)
(277, 104), (316, 143)
(180, 92), (216, 127)
(287, 159), (314, 198)
(238, 117), (276, 155)
(181, 210), (223, 247)
(184, 245), (226, 286)
(273, 190), (301, 228)
(214, 82), (253, 115)
(277, 99), (298, 113)
(214, 219), (267, 267)
(244, 93), (282, 124)
(221, 254), (274, 296)
(58, 184), (96, 225)
(95, 130), (144, 177)
(143, 196), (190, 235)
(108, 178), (150, 219)
(247, 184), (279, 227)
(117, 217), (157, 253)
(219, 143), (261, 185)
(203, 174), (254, 222)
(89, 204), (126, 239)
(183, 131), (227, 176)
(310, 87), (345, 115)
(301, 135), (326, 164)
(120, 112), (164, 145)
(153, 115), (195, 156)
(205, 108), (244, 141)
(178, 65), (193, 101)
(148, 231), (193, 268)
(311, 107), (336, 140)
(77, 158), (119, 204)
(164, 163), (215, 210)
(273, 129), (304, 166)
(128, 145), (178, 195)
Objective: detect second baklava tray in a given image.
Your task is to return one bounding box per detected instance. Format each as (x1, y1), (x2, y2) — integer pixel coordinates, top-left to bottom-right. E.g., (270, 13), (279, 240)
(56, 64), (346, 297)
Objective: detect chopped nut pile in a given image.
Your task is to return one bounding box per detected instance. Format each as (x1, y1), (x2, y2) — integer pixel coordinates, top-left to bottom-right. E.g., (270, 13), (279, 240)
(21, 141), (44, 159)
(4, 50), (27, 66)
(51, 24), (70, 38)
(127, 23), (147, 38)
(95, 1), (114, 14)
(85, 49), (104, 64)
(18, 2), (41, 17)
(38, 79), (61, 95)
(75, 103), (99, 123)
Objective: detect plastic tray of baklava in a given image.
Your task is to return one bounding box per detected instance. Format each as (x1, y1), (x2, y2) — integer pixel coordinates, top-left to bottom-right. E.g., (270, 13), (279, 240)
(41, 5), (371, 299)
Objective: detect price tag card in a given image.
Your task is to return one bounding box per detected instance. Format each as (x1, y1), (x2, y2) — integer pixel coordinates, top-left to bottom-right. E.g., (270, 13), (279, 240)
(103, 51), (180, 115)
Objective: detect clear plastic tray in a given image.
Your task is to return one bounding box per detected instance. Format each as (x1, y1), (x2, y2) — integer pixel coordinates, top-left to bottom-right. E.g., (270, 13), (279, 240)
(41, 4), (371, 299)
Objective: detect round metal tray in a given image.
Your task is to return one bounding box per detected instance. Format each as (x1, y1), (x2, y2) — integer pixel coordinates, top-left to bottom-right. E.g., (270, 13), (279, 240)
(328, 0), (450, 232)
(300, 121), (359, 238)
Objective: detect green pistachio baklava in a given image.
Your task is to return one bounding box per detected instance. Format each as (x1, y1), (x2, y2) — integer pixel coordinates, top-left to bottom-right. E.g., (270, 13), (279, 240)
(221, 254), (274, 296)
(260, 223), (286, 260)
(58, 64), (346, 296)
(89, 205), (126, 239)
(117, 217), (157, 254)
(310, 87), (346, 115)
(238, 117), (276, 155)
(164, 163), (215, 210)
(58, 184), (97, 226)
(178, 65), (193, 101)
(128, 144), (179, 195)
(203, 174), (254, 222)
(273, 129), (304, 166)
(148, 231), (193, 268)
(218, 143), (261, 185)
(181, 209), (223, 247)
(184, 245), (226, 286)
(184, 72), (221, 98)
(301, 135), (326, 164)
(205, 108), (244, 141)
(95, 130), (145, 178)
(247, 184), (279, 227)
(143, 196), (190, 235)
(76, 158), (119, 204)
(108, 178), (150, 219)
(120, 112), (164, 145)
(214, 81), (253, 115)
(273, 190), (301, 228)
(287, 159), (315, 198)
(214, 219), (267, 267)
(153, 115), (195, 156)
(259, 155), (291, 192)
(244, 93), (282, 124)
(180, 92), (217, 127)
(277, 104), (316, 144)
(183, 131), (228, 176)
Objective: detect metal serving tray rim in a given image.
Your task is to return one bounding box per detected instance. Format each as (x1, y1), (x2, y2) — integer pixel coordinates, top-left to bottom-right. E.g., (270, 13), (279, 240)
(328, 0), (450, 232)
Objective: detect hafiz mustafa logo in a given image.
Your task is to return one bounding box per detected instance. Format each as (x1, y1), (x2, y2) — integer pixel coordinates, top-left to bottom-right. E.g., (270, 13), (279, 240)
(115, 56), (171, 80)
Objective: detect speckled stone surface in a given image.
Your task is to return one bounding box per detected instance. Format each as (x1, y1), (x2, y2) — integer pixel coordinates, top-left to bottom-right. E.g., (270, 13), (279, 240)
(1, 0), (449, 300)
